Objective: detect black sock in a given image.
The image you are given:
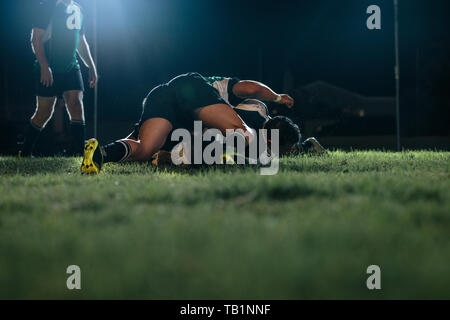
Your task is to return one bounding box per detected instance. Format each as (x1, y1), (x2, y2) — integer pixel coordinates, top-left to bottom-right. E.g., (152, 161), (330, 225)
(302, 140), (313, 151)
(68, 121), (86, 156)
(100, 140), (132, 164)
(21, 121), (43, 156)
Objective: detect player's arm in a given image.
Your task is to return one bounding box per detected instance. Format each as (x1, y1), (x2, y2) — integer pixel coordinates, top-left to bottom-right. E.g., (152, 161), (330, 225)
(77, 34), (98, 88)
(232, 80), (294, 108)
(31, 28), (53, 87)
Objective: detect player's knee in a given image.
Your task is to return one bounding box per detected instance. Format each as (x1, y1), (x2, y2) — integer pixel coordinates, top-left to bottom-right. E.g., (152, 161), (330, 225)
(238, 127), (255, 145)
(67, 97), (83, 109)
(31, 116), (47, 128)
(229, 122), (253, 137)
(245, 128), (255, 143)
(32, 108), (54, 127)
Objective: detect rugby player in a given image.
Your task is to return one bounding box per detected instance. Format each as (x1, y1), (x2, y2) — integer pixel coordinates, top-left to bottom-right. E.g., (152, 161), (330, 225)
(233, 99), (327, 154)
(150, 99), (325, 167)
(81, 73), (300, 174)
(204, 77), (325, 154)
(20, 0), (98, 157)
(204, 76), (294, 109)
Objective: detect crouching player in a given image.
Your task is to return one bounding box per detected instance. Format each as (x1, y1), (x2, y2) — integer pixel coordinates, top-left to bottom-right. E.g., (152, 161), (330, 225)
(81, 72), (323, 173)
(151, 99), (325, 167)
(232, 99), (326, 154)
(204, 76), (326, 154)
(81, 72), (256, 174)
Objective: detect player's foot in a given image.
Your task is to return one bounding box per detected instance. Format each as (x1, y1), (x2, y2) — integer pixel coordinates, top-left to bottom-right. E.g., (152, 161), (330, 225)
(304, 137), (327, 154)
(81, 139), (103, 174)
(151, 150), (173, 167)
(222, 152), (236, 165)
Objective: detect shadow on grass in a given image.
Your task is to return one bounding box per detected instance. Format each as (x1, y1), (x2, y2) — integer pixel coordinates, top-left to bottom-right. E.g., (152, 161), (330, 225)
(0, 157), (260, 176)
(0, 157), (81, 176)
(104, 161), (261, 176)
(3, 151), (447, 176)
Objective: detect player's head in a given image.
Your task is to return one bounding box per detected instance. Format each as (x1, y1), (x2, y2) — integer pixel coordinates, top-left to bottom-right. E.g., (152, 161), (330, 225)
(262, 116), (302, 156)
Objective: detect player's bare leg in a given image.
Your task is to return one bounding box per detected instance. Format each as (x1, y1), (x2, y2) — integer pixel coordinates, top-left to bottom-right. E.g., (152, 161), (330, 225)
(126, 118), (173, 161)
(32, 96), (58, 127)
(81, 118), (173, 174)
(196, 103), (255, 144)
(195, 103), (255, 163)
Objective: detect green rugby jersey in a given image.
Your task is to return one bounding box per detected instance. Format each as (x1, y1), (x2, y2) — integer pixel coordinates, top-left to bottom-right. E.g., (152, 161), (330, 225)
(204, 76), (270, 129)
(33, 0), (84, 73)
(204, 76), (243, 107)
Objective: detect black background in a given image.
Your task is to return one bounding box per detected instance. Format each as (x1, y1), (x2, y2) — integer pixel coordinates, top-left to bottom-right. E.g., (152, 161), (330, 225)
(0, 0), (449, 154)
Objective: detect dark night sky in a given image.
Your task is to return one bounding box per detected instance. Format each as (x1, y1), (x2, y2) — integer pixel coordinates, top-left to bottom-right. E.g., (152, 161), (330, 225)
(1, 0), (449, 126)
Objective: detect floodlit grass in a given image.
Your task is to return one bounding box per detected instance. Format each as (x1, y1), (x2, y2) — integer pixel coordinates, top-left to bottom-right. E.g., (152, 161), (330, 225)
(0, 151), (449, 299)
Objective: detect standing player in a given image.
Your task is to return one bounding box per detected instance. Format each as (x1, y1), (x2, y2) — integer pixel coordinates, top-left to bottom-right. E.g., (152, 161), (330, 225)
(20, 0), (98, 157)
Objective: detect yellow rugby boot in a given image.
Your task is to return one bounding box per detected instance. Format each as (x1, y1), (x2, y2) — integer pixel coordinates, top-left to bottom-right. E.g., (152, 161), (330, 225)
(81, 139), (103, 174)
(222, 152), (236, 165)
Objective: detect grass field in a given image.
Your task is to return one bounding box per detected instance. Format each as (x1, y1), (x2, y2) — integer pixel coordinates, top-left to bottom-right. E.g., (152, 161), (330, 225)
(0, 151), (449, 299)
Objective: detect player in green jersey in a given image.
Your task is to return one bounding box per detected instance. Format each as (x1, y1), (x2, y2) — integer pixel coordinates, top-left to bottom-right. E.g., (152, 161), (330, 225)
(205, 77), (325, 154)
(80, 72), (302, 174)
(20, 0), (98, 157)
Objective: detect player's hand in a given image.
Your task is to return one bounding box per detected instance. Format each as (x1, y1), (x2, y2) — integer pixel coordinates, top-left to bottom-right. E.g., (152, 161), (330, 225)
(89, 68), (98, 88)
(278, 94), (294, 108)
(40, 66), (54, 87)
